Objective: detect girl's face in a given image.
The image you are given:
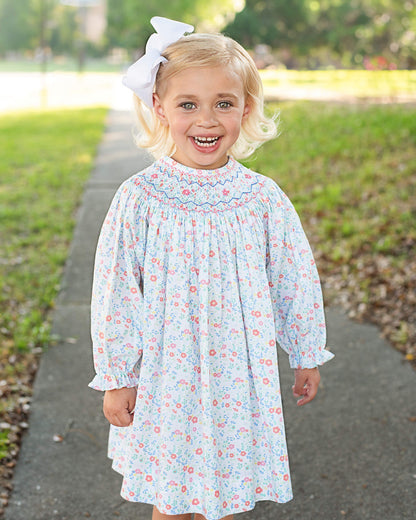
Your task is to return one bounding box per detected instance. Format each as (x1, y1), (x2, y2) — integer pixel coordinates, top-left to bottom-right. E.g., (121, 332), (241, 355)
(153, 66), (251, 170)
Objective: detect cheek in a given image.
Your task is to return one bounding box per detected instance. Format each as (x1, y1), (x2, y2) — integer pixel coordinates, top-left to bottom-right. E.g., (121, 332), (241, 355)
(169, 118), (190, 139)
(227, 115), (244, 136)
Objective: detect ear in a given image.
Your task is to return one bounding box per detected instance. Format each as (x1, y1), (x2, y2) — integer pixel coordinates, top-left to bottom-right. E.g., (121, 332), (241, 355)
(242, 100), (251, 120)
(153, 93), (169, 126)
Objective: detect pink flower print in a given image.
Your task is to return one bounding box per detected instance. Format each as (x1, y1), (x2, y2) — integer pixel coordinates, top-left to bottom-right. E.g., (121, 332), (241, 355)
(253, 329), (259, 336)
(209, 250), (215, 257)
(273, 426), (281, 434)
(182, 189), (190, 195)
(182, 485), (187, 492)
(245, 243), (252, 250)
(256, 487), (263, 493)
(210, 300), (218, 306)
(263, 378), (270, 385)
(196, 448), (203, 455)
(209, 349), (216, 356)
(154, 426), (160, 433)
(215, 490), (220, 497)
(145, 475), (153, 482)
(223, 189), (230, 196)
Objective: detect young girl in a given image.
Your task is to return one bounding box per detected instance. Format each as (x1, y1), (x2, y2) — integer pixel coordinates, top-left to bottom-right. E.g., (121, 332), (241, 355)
(89, 16), (334, 520)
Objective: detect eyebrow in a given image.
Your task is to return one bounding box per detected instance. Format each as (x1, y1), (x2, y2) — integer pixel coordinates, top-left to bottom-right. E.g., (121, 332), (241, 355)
(173, 93), (240, 101)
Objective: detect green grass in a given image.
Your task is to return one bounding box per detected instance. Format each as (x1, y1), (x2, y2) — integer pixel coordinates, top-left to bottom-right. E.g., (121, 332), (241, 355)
(260, 69), (416, 98)
(0, 430), (10, 459)
(0, 108), (107, 354)
(244, 101), (416, 360)
(0, 108), (108, 445)
(248, 102), (416, 260)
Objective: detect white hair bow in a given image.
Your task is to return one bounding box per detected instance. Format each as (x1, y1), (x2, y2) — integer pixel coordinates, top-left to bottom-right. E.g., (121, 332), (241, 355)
(122, 16), (194, 108)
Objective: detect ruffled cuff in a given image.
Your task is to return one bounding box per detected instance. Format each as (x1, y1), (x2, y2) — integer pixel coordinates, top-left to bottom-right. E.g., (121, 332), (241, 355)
(288, 347), (335, 370)
(88, 370), (139, 391)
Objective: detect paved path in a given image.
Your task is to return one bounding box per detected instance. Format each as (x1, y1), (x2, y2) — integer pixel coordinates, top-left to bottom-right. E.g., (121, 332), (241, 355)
(4, 109), (416, 520)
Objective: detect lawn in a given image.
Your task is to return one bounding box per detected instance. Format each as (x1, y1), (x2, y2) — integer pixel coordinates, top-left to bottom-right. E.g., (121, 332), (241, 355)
(244, 100), (416, 363)
(0, 108), (108, 467)
(260, 69), (416, 100)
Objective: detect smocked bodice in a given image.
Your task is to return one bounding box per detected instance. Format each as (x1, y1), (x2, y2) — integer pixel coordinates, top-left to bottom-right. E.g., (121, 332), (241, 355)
(132, 155), (267, 214)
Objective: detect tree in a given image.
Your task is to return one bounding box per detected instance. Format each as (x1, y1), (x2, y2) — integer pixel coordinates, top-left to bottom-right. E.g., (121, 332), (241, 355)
(225, 0), (416, 68)
(106, 0), (245, 52)
(0, 0), (34, 54)
(224, 0), (310, 50)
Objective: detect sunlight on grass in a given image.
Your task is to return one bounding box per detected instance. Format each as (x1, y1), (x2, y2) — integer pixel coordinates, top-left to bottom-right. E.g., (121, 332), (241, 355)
(260, 69), (416, 98)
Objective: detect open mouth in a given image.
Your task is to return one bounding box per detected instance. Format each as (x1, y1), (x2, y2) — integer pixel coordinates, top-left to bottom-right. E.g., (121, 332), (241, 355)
(192, 136), (220, 148)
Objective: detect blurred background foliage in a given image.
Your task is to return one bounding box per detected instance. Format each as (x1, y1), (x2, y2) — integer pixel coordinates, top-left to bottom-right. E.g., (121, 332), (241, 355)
(0, 0), (415, 69)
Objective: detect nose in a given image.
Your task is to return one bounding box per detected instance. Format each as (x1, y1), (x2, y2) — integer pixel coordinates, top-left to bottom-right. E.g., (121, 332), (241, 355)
(196, 106), (218, 127)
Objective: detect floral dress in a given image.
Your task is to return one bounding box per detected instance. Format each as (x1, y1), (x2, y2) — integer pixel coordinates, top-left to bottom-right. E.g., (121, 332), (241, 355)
(89, 155), (334, 520)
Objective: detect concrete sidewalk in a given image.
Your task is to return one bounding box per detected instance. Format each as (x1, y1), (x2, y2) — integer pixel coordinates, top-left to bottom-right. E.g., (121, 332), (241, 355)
(5, 110), (416, 520)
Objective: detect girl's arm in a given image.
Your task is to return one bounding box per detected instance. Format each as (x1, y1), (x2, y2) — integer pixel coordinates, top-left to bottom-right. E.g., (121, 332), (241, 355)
(265, 180), (334, 395)
(89, 181), (146, 392)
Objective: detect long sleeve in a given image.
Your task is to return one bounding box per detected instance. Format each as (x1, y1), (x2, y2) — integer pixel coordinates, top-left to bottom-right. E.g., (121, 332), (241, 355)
(89, 180), (147, 391)
(264, 179), (334, 369)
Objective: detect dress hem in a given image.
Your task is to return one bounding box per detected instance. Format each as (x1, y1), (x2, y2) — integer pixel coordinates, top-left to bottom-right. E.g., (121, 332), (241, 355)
(109, 455), (294, 519)
(117, 493), (294, 518)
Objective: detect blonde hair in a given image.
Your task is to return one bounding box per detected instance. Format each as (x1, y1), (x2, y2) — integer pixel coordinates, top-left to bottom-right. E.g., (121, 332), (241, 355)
(133, 33), (278, 160)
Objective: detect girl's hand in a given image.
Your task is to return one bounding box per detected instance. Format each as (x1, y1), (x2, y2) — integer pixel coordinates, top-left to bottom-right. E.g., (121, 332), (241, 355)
(103, 387), (137, 426)
(292, 367), (320, 406)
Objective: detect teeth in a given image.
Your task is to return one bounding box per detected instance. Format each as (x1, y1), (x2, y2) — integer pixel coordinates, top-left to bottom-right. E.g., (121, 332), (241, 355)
(193, 136), (219, 147)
